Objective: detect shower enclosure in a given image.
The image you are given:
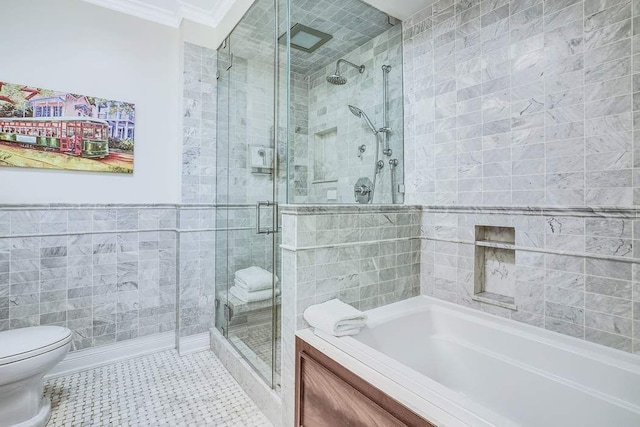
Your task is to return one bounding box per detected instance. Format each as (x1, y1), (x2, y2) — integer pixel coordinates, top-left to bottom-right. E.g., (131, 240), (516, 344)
(214, 0), (404, 390)
(215, 0), (284, 389)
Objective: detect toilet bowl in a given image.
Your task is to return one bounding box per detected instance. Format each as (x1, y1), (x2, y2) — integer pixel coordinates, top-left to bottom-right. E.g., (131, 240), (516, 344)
(0, 326), (72, 427)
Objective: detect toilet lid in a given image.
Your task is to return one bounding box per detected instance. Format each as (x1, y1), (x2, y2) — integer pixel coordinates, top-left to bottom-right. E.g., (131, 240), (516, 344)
(0, 326), (72, 365)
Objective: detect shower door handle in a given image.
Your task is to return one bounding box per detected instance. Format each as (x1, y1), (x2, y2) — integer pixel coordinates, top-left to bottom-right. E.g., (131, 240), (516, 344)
(256, 201), (278, 234)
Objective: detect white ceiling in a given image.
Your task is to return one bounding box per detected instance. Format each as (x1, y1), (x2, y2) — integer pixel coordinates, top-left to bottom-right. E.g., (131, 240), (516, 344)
(79, 0), (237, 28)
(78, 0), (436, 28)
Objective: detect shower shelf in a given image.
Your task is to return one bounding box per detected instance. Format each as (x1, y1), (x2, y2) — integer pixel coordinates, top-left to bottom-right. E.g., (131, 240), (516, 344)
(474, 226), (517, 311)
(475, 240), (516, 250)
(217, 291), (282, 316)
(471, 292), (516, 311)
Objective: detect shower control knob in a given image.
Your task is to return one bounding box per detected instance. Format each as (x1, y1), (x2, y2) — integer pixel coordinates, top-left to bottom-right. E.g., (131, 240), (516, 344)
(354, 185), (370, 195)
(377, 160), (384, 169)
(389, 158), (398, 167)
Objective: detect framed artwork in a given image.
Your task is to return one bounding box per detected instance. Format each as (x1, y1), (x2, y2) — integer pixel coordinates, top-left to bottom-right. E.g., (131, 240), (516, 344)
(0, 81), (134, 173)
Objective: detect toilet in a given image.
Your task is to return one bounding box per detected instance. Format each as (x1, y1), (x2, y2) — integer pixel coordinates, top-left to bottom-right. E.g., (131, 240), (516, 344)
(0, 326), (72, 427)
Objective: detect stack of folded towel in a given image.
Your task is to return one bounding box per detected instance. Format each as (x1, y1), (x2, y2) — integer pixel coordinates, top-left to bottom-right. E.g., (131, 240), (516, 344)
(229, 266), (279, 303)
(303, 299), (367, 337)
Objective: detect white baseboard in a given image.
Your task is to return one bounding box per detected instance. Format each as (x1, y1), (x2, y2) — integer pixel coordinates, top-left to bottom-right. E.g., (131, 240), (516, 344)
(178, 332), (211, 355)
(46, 331), (175, 379)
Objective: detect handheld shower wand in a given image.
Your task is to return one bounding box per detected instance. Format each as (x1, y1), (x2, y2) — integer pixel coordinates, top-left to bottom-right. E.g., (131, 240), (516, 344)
(348, 105), (378, 135)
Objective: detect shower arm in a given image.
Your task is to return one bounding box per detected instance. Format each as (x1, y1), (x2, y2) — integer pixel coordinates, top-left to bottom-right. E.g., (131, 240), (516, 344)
(336, 59), (365, 75)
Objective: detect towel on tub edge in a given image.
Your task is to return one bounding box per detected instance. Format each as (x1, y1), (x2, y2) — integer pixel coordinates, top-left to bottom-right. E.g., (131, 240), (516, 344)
(303, 298), (367, 337)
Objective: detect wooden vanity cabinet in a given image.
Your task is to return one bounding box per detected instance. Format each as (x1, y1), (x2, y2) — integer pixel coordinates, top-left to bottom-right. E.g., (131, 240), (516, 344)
(295, 337), (435, 427)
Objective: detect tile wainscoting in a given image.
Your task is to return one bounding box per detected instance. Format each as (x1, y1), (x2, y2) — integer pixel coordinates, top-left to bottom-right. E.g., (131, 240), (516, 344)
(421, 205), (640, 354)
(278, 203), (640, 425)
(0, 204), (218, 351)
(279, 204), (422, 427)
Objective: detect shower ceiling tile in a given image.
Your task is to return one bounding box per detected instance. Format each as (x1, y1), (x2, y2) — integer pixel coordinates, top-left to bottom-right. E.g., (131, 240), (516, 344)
(230, 0), (398, 74)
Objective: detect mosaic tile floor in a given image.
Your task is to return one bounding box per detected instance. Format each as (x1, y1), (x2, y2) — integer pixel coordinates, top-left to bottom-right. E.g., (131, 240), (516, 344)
(230, 322), (282, 389)
(44, 350), (272, 426)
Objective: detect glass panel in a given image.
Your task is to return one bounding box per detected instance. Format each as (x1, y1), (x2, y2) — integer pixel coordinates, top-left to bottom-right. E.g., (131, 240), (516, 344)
(215, 38), (231, 337)
(216, 0), (279, 389)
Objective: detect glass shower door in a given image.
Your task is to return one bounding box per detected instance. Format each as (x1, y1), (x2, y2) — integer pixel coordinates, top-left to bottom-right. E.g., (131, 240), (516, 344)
(215, 36), (231, 343)
(214, 0), (281, 389)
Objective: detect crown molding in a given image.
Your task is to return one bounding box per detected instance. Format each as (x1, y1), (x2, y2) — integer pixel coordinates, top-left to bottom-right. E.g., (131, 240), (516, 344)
(178, 0), (235, 27)
(80, 0), (181, 27)
(79, 0), (236, 28)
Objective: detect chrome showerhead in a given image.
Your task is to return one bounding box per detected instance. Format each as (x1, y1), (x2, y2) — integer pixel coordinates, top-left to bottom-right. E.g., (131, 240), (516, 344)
(326, 73), (347, 85)
(348, 105), (378, 135)
(326, 59), (365, 85)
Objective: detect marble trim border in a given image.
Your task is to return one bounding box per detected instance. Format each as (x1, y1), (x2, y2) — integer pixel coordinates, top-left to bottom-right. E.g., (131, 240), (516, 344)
(279, 204), (422, 215)
(0, 203), (252, 210)
(422, 205), (639, 218)
(281, 236), (421, 252)
(4, 203), (633, 215)
(278, 204), (638, 218)
(1, 227), (254, 240)
(0, 203), (259, 239)
(423, 236), (640, 265)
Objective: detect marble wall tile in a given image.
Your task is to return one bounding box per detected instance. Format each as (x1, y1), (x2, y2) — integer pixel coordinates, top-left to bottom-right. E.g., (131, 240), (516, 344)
(282, 207), (421, 335)
(300, 25), (404, 204)
(404, 0), (636, 206)
(402, 0), (640, 356)
(1, 207), (178, 351)
(419, 205), (639, 352)
(182, 42), (217, 204)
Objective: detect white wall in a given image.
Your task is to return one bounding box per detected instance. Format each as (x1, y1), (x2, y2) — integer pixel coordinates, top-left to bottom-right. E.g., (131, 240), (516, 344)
(0, 0), (181, 204)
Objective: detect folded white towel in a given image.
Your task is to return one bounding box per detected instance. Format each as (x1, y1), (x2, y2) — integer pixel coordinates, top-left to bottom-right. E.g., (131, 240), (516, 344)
(303, 299), (367, 336)
(229, 285), (280, 303)
(234, 266), (279, 292)
(234, 277), (279, 292)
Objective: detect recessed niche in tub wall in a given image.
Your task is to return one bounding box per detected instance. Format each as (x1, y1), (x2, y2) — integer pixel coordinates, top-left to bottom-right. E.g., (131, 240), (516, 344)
(313, 127), (338, 183)
(473, 226), (517, 310)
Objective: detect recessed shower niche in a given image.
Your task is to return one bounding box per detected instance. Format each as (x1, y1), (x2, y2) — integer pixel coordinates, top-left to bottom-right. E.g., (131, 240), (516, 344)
(473, 226), (517, 310)
(313, 127), (338, 183)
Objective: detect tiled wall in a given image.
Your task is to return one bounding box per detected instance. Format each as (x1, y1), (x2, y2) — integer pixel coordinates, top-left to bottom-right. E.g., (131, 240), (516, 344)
(289, 71), (311, 202)
(0, 207), (177, 351)
(182, 42), (217, 204)
(281, 206), (421, 324)
(289, 25), (405, 204)
(403, 0), (640, 354)
(403, 0), (638, 206)
(180, 42), (219, 339)
(178, 208), (216, 338)
(279, 205), (421, 427)
(421, 207), (640, 353)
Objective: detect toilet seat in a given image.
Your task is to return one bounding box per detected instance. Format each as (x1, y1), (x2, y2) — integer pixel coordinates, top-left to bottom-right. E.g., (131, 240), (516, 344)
(0, 326), (72, 366)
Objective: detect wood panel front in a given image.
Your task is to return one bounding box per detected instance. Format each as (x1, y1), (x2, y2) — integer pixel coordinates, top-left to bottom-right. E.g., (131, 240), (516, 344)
(295, 337), (436, 427)
(300, 351), (406, 427)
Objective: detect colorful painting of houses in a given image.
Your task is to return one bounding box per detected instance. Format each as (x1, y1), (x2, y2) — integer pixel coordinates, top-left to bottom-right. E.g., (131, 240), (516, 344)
(0, 81), (135, 173)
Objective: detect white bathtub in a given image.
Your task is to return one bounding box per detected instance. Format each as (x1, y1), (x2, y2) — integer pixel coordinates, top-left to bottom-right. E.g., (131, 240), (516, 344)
(311, 296), (640, 426)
